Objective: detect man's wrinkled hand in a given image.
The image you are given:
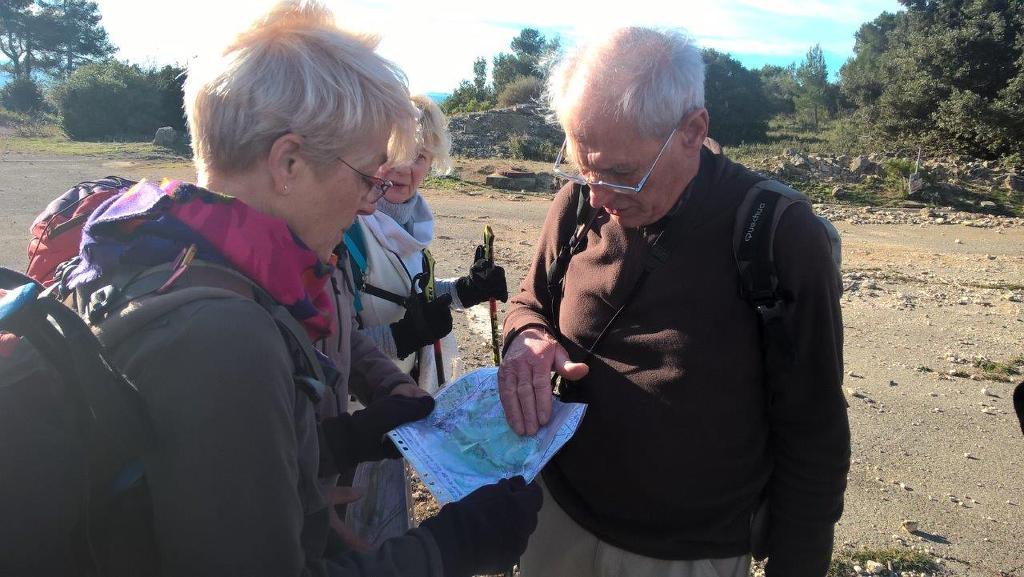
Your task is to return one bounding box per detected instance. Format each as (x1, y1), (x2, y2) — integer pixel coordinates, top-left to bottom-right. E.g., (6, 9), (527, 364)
(498, 327), (588, 436)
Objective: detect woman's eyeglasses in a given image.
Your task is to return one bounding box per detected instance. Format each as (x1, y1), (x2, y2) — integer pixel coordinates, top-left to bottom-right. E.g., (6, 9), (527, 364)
(338, 156), (392, 202)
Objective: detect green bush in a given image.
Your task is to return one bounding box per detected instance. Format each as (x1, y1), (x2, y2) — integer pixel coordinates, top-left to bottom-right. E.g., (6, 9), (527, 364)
(840, 1), (1024, 159)
(0, 106), (30, 126)
(153, 65), (187, 132)
(441, 78), (496, 115)
(507, 132), (559, 161)
(1, 76), (47, 114)
(880, 157), (918, 199)
(497, 75), (543, 108)
(53, 62), (166, 140)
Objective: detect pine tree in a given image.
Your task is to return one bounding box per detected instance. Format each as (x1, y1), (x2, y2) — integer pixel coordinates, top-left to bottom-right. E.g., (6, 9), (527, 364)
(0, 0), (50, 79)
(38, 0), (114, 79)
(795, 44), (829, 129)
(0, 0), (112, 80)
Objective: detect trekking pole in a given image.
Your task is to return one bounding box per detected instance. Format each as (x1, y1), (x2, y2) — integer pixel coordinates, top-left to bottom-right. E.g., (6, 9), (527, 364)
(482, 227), (516, 577)
(421, 249), (446, 388)
(483, 225), (501, 365)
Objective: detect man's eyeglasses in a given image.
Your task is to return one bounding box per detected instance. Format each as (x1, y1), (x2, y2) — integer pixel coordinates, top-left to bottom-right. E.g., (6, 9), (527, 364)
(338, 156), (392, 202)
(552, 129), (676, 195)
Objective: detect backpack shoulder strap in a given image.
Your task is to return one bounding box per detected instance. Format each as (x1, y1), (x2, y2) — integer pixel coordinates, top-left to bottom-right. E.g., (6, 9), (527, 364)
(732, 180), (810, 306)
(733, 179), (811, 373)
(545, 184), (597, 336)
(81, 260), (328, 404)
(342, 224), (412, 310)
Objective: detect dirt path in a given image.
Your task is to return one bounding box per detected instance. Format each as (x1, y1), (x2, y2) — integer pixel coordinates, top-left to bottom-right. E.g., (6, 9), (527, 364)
(2, 153), (1022, 575)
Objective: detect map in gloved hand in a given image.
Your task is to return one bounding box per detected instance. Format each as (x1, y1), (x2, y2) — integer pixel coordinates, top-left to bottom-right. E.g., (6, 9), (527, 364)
(388, 367), (587, 504)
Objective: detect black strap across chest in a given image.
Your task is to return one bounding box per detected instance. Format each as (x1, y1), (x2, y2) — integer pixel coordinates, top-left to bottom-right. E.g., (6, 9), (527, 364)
(545, 184), (675, 363)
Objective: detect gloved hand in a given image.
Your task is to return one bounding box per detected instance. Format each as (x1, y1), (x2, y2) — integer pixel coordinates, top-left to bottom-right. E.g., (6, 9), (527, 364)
(455, 245), (509, 308)
(321, 394), (434, 473)
(390, 292), (453, 359)
(420, 476), (542, 577)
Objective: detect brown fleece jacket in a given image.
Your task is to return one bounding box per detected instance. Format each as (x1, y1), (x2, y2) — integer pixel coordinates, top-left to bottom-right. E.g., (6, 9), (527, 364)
(504, 148), (850, 577)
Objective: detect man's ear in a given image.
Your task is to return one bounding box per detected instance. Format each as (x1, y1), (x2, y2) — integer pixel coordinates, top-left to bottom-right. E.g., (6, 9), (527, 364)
(268, 133), (305, 196)
(678, 108), (709, 151)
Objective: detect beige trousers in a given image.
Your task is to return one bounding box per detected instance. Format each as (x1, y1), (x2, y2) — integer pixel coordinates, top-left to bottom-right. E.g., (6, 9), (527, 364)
(520, 481), (751, 577)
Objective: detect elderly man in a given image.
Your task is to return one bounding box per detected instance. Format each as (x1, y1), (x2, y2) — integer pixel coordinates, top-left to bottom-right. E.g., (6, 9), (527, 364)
(498, 27), (850, 577)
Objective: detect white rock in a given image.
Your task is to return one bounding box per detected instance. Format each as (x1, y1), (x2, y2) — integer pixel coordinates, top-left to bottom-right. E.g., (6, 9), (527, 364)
(954, 238), (963, 244)
(865, 560), (885, 574)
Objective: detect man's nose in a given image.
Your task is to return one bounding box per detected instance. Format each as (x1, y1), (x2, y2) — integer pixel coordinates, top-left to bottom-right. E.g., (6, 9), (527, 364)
(588, 185), (614, 209)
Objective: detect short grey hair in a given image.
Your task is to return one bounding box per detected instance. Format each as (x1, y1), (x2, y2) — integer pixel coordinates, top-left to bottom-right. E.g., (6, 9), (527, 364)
(184, 0), (418, 180)
(546, 27), (705, 137)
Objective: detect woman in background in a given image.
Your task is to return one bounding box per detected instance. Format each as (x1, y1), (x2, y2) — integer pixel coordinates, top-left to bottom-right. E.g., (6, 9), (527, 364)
(338, 95), (509, 545)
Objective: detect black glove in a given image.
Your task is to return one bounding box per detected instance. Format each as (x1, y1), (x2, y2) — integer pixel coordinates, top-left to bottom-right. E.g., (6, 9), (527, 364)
(321, 394), (434, 472)
(455, 245), (509, 308)
(390, 292), (453, 359)
(420, 476), (542, 577)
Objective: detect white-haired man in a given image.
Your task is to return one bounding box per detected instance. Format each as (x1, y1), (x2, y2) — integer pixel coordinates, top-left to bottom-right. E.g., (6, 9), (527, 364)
(498, 27), (850, 577)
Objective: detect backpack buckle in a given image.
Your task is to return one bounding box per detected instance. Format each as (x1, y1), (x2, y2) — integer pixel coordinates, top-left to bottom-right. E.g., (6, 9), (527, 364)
(755, 300), (784, 324)
(86, 284), (119, 324)
(294, 375), (326, 405)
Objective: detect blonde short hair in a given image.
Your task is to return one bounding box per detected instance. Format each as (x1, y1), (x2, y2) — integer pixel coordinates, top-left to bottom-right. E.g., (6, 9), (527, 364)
(546, 27), (705, 137)
(411, 94), (452, 175)
(184, 0), (418, 180)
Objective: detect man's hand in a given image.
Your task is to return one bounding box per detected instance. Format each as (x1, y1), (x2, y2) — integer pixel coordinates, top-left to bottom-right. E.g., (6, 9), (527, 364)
(498, 327), (589, 436)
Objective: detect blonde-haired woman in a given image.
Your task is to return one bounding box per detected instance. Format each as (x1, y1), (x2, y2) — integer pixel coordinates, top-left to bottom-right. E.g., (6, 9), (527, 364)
(337, 95), (510, 546)
(42, 3), (539, 576)
(343, 95), (507, 389)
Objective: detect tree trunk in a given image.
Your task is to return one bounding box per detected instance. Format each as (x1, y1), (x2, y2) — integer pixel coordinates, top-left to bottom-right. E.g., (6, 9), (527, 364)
(24, 34), (32, 78)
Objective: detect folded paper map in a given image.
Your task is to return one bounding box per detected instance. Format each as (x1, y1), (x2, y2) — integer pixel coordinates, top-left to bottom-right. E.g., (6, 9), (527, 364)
(387, 367), (587, 504)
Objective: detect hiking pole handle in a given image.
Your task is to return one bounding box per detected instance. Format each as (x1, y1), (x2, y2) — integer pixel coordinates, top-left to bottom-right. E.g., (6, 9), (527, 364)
(483, 226), (501, 366)
(421, 249), (446, 387)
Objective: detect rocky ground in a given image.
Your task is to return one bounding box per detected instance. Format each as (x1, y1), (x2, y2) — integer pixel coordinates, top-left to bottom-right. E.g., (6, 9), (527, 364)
(1, 152), (1022, 576)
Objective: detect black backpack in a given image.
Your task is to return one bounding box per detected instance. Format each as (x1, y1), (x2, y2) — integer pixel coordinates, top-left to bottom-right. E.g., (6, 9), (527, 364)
(0, 260), (329, 576)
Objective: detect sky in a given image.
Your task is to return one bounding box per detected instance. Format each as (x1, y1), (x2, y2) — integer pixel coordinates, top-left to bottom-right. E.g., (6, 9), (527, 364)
(90, 0), (905, 95)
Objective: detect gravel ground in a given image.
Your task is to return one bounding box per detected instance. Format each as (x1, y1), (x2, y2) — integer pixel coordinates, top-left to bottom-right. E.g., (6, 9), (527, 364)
(2, 152), (1022, 576)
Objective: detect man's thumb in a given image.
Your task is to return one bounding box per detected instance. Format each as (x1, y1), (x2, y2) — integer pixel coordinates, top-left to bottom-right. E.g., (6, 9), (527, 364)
(553, 345), (589, 381)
